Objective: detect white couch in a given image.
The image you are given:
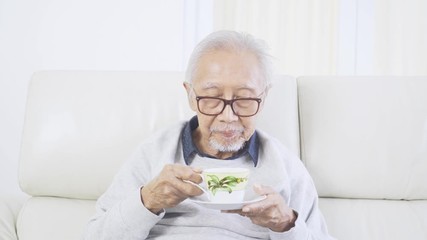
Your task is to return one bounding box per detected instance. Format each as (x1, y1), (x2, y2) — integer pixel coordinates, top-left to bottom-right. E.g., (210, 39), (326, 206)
(1, 71), (427, 240)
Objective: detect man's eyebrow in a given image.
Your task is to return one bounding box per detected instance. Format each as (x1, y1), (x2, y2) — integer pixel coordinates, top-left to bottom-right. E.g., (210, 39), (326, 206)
(237, 86), (257, 91)
(200, 82), (220, 89)
(198, 82), (260, 92)
(236, 84), (260, 93)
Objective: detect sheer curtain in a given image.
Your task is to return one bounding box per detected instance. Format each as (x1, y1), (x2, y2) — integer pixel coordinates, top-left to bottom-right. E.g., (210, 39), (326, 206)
(214, 0), (339, 76)
(373, 0), (427, 75)
(213, 0), (427, 76)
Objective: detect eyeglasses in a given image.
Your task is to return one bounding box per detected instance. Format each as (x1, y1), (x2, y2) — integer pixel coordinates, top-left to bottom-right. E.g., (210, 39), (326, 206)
(193, 90), (263, 117)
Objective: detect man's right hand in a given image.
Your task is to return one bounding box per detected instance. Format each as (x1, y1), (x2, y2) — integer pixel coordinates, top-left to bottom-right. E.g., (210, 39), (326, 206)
(140, 164), (203, 214)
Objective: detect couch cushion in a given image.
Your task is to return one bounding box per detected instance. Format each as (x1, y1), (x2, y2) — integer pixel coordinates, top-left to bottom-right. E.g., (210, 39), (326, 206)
(19, 71), (299, 200)
(319, 198), (427, 240)
(19, 71), (194, 200)
(258, 75), (300, 156)
(298, 76), (427, 200)
(17, 197), (95, 240)
(0, 195), (27, 240)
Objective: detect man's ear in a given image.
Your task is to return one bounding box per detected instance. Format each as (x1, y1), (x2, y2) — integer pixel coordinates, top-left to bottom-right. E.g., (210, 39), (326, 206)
(183, 82), (197, 112)
(183, 82), (191, 95)
(258, 83), (271, 112)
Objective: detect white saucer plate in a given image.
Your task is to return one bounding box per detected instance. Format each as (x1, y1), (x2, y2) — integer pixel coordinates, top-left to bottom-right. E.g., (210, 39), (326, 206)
(189, 195), (267, 210)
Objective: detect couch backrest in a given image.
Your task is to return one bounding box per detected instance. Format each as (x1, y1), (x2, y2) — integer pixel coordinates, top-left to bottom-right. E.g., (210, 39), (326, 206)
(19, 72), (427, 240)
(18, 71), (299, 240)
(298, 76), (427, 240)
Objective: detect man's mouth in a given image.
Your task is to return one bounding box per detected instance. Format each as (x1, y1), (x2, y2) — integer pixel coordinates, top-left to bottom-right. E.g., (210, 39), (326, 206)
(220, 130), (240, 138)
(208, 126), (246, 152)
(210, 125), (244, 139)
(212, 128), (244, 139)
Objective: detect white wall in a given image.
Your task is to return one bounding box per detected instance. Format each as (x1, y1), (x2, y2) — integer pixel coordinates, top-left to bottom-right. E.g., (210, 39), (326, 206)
(0, 0), (212, 196)
(4, 0), (423, 198)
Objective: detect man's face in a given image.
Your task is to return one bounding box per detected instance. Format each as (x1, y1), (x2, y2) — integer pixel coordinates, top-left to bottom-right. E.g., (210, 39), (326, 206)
(185, 50), (265, 158)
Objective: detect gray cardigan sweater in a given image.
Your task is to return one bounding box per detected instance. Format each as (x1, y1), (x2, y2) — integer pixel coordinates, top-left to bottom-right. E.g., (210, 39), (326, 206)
(84, 122), (334, 240)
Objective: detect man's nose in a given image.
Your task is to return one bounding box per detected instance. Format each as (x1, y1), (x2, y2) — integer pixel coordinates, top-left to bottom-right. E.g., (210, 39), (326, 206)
(218, 104), (239, 122)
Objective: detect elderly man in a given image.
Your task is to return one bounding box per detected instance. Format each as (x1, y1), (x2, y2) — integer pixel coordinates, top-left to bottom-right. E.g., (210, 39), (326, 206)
(84, 31), (334, 239)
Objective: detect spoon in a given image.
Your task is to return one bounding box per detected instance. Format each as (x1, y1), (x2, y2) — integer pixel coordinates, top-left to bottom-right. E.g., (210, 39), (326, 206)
(183, 180), (211, 201)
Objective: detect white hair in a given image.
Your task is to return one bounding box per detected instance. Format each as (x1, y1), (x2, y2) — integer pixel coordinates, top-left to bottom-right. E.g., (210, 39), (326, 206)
(185, 30), (273, 89)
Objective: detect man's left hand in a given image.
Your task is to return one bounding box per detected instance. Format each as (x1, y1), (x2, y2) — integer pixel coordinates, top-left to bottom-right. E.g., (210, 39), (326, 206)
(223, 184), (297, 232)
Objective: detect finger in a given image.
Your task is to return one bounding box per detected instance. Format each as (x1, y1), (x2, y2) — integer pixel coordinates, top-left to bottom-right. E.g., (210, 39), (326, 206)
(173, 178), (205, 197)
(253, 184), (275, 195)
(172, 165), (203, 184)
(242, 201), (269, 214)
(222, 209), (250, 218)
(191, 166), (203, 174)
(188, 173), (203, 184)
(158, 165), (200, 195)
(181, 180), (205, 196)
(221, 209), (243, 214)
(242, 194), (276, 213)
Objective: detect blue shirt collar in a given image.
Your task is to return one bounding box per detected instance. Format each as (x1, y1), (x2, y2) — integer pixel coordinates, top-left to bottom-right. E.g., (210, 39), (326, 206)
(181, 116), (259, 166)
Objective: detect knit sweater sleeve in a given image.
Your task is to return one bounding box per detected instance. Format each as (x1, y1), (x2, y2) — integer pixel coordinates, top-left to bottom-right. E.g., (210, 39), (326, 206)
(82, 123), (185, 240)
(267, 177), (334, 240)
(259, 133), (335, 240)
(82, 141), (166, 240)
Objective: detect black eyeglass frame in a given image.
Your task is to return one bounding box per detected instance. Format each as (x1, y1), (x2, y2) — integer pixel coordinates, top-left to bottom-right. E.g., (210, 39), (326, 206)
(195, 96), (262, 117)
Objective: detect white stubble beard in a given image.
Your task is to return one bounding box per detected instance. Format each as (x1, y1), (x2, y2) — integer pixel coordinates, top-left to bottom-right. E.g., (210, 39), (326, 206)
(208, 126), (246, 152)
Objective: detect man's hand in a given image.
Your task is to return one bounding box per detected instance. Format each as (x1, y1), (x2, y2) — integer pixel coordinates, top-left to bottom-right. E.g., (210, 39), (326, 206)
(223, 184), (297, 232)
(140, 164), (203, 214)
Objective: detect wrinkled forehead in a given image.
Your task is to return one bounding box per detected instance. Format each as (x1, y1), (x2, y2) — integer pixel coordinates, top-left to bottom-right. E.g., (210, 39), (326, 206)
(195, 80), (263, 93)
